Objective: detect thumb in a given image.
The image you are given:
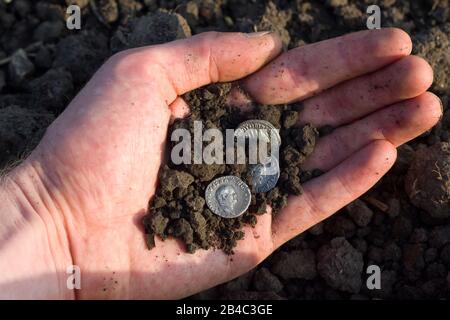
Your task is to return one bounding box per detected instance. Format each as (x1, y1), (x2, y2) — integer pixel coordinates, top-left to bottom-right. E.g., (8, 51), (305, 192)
(110, 31), (283, 105)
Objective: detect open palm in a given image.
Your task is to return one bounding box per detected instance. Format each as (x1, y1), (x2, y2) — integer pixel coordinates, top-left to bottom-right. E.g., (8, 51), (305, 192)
(14, 30), (441, 299)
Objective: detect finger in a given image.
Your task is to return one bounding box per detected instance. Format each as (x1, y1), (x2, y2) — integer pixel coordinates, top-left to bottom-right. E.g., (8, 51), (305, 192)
(169, 97), (190, 122)
(111, 31), (283, 105)
(299, 55), (434, 127)
(242, 28), (412, 104)
(304, 92), (443, 171)
(272, 140), (397, 248)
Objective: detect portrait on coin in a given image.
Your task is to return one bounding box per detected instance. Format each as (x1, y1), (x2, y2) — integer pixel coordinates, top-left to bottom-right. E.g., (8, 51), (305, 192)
(215, 185), (238, 214)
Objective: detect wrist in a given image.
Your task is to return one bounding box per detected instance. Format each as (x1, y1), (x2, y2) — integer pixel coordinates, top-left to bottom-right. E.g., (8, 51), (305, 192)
(0, 161), (75, 299)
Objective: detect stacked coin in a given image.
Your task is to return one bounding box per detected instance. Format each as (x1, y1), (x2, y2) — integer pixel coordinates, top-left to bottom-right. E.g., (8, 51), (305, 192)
(206, 120), (282, 218)
(249, 155), (280, 193)
(236, 120), (281, 194)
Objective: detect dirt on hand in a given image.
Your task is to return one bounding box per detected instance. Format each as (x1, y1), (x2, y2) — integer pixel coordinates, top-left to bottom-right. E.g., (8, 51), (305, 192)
(143, 83), (318, 254)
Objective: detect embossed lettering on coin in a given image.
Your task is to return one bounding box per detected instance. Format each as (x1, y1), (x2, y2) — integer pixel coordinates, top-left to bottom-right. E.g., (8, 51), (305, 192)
(234, 119), (281, 147)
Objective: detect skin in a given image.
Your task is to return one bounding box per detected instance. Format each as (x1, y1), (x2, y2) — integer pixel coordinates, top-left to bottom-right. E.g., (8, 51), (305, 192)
(0, 29), (442, 299)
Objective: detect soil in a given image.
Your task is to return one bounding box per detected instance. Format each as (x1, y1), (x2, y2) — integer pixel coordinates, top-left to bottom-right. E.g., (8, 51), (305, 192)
(143, 83), (318, 254)
(1, 0), (449, 300)
(405, 142), (450, 220)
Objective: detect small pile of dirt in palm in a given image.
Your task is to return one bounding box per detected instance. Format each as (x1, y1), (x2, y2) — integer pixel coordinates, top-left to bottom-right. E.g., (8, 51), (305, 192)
(143, 83), (319, 254)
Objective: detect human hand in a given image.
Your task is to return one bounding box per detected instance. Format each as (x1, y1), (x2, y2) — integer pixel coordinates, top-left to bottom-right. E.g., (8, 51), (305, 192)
(0, 29), (441, 299)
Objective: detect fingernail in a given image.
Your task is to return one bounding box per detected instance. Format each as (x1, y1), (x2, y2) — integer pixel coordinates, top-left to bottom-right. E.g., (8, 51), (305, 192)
(245, 31), (272, 38)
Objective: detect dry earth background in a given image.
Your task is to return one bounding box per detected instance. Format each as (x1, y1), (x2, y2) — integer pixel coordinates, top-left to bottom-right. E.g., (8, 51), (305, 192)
(0, 0), (449, 299)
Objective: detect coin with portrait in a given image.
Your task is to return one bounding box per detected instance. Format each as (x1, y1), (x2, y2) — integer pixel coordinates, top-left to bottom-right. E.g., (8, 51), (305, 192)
(205, 176), (251, 218)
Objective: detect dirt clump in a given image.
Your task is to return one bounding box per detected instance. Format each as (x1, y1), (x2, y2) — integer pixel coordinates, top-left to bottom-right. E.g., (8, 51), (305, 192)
(414, 23), (450, 95)
(8, 49), (34, 86)
(317, 237), (364, 293)
(255, 1), (292, 47)
(111, 10), (191, 52)
(346, 199), (374, 227)
(53, 30), (109, 84)
(0, 105), (54, 168)
(405, 142), (450, 220)
(270, 249), (317, 280)
(95, 0), (120, 24)
(253, 267), (284, 293)
(27, 67), (74, 113)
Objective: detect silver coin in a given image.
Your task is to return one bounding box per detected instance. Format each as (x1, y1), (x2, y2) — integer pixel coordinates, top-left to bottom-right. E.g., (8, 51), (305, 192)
(234, 119), (281, 147)
(249, 156), (280, 193)
(205, 176), (251, 218)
